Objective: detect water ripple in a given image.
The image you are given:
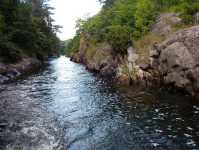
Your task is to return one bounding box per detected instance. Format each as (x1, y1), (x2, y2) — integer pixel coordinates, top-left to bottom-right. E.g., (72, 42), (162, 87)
(0, 56), (199, 150)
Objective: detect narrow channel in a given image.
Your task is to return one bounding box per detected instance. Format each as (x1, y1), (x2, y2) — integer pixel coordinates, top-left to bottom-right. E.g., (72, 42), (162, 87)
(0, 56), (199, 150)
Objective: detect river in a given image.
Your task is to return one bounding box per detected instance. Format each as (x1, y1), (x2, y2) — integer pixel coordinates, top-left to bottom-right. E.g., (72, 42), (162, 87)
(0, 56), (199, 150)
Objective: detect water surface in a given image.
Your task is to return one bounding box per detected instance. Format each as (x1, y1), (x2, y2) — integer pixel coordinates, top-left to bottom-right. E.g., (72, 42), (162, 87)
(0, 56), (199, 150)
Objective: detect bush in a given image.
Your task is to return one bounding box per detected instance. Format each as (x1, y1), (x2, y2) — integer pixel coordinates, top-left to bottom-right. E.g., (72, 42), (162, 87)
(105, 25), (131, 54)
(0, 0), (60, 61)
(134, 0), (157, 38)
(174, 1), (199, 23)
(65, 35), (80, 56)
(134, 33), (165, 63)
(69, 0), (198, 56)
(0, 41), (22, 63)
(0, 13), (5, 34)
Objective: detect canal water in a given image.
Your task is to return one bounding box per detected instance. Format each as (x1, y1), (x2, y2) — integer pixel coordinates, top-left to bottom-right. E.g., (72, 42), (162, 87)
(0, 56), (199, 150)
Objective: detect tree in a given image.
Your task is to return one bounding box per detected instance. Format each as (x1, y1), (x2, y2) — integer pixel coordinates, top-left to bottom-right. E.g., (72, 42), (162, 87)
(134, 0), (157, 37)
(105, 25), (131, 54)
(0, 0), (60, 63)
(98, 0), (115, 8)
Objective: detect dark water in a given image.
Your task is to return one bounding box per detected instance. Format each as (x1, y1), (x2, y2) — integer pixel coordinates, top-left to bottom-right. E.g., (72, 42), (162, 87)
(0, 56), (199, 150)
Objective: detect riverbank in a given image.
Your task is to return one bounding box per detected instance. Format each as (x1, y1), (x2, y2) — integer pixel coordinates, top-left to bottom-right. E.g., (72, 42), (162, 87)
(70, 12), (199, 99)
(0, 57), (43, 84)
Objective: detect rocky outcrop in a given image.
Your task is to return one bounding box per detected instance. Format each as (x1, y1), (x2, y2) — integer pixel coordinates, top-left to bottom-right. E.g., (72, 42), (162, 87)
(151, 25), (199, 97)
(194, 12), (199, 24)
(71, 13), (199, 98)
(116, 46), (160, 87)
(0, 58), (42, 83)
(70, 36), (119, 77)
(151, 13), (182, 37)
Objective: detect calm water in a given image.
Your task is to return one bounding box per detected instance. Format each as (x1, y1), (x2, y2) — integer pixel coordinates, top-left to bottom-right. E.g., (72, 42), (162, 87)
(0, 56), (199, 150)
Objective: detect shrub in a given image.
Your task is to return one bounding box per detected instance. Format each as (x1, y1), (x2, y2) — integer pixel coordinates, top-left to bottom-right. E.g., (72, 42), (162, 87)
(134, 0), (157, 38)
(0, 41), (22, 63)
(174, 1), (199, 23)
(134, 33), (165, 63)
(105, 25), (132, 55)
(65, 35), (80, 56)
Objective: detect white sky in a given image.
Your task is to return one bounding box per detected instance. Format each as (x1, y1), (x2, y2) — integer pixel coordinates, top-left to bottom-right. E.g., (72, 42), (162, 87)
(49, 0), (101, 40)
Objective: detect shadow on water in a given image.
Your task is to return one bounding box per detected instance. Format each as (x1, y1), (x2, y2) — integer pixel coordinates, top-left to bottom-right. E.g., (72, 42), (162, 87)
(0, 56), (199, 150)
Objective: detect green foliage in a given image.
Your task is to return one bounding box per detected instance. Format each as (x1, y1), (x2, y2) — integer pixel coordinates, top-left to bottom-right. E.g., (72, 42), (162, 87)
(59, 39), (73, 55)
(0, 0), (60, 63)
(99, 0), (115, 8)
(134, 0), (157, 38)
(71, 0), (136, 54)
(105, 25), (131, 54)
(67, 0), (199, 56)
(173, 0), (199, 23)
(0, 13), (5, 34)
(0, 41), (22, 63)
(153, 0), (180, 10)
(65, 35), (80, 56)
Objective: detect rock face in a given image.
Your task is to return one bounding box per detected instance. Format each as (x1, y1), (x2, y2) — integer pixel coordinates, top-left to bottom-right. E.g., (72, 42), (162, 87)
(116, 47), (156, 86)
(151, 25), (199, 96)
(127, 47), (138, 71)
(0, 58), (42, 84)
(71, 14), (199, 98)
(151, 13), (182, 37)
(194, 12), (199, 24)
(71, 36), (119, 77)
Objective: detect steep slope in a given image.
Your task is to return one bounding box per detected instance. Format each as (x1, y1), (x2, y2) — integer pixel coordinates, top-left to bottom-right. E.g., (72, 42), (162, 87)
(68, 0), (199, 98)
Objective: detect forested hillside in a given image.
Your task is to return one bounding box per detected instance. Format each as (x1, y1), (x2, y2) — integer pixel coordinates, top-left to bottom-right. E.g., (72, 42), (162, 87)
(0, 0), (60, 63)
(66, 0), (199, 55)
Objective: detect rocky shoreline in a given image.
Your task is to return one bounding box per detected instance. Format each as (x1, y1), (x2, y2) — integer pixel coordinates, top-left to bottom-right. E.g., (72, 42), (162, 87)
(150, 26), (199, 98)
(0, 57), (43, 84)
(70, 16), (199, 99)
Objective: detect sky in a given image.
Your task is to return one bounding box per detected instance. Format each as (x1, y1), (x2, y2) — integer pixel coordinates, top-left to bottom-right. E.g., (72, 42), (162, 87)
(49, 0), (101, 40)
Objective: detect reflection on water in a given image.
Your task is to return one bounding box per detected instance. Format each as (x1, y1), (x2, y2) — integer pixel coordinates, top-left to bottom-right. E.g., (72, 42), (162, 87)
(0, 56), (199, 150)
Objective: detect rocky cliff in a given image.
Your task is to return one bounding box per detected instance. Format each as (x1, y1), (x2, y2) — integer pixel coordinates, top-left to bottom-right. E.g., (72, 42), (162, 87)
(151, 25), (199, 97)
(70, 12), (199, 99)
(71, 37), (119, 77)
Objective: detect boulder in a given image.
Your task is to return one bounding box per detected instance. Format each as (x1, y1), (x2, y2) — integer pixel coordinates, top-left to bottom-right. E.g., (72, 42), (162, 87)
(85, 44), (117, 77)
(194, 12), (199, 24)
(151, 13), (182, 37)
(127, 47), (138, 63)
(7, 68), (21, 79)
(100, 65), (116, 77)
(70, 53), (82, 63)
(0, 74), (9, 83)
(116, 74), (131, 86)
(139, 63), (151, 71)
(159, 42), (195, 73)
(151, 25), (199, 96)
(0, 63), (7, 75)
(0, 58), (42, 84)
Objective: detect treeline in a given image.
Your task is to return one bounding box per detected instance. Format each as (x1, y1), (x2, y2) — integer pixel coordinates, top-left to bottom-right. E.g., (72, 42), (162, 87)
(66, 0), (199, 55)
(0, 0), (60, 63)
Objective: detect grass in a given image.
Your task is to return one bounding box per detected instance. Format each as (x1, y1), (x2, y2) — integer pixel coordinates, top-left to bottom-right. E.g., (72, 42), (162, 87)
(134, 33), (165, 64)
